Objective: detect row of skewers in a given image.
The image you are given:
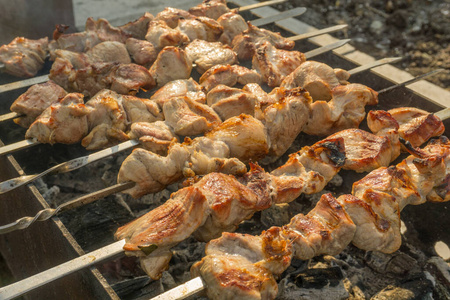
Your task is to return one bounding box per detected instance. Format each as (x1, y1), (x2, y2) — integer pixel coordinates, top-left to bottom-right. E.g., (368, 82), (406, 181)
(0, 0), (448, 299)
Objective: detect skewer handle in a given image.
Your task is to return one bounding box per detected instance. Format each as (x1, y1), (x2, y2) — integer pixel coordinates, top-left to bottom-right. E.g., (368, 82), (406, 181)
(377, 69), (445, 94)
(304, 39), (351, 59)
(435, 108), (450, 121)
(0, 139), (40, 156)
(288, 24), (348, 42)
(150, 277), (205, 300)
(237, 0), (287, 11)
(0, 74), (49, 94)
(0, 112), (20, 123)
(0, 239), (126, 300)
(347, 57), (403, 75)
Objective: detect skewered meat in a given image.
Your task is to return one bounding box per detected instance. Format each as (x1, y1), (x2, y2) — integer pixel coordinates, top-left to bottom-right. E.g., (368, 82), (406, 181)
(0, 37), (49, 78)
(387, 107), (445, 148)
(81, 89), (128, 150)
(162, 96), (221, 136)
(145, 20), (190, 50)
(199, 64), (262, 91)
(206, 84), (261, 120)
(281, 60), (350, 100)
(185, 39), (237, 74)
(192, 137), (450, 299)
(121, 94), (163, 124)
(118, 134), (247, 198)
(217, 12), (248, 45)
(10, 81), (67, 128)
(231, 23), (295, 60)
(25, 93), (89, 144)
(252, 41), (306, 87)
(176, 17), (223, 42)
(85, 41), (131, 64)
(303, 83), (378, 136)
(242, 83), (278, 109)
(118, 12), (154, 40)
(108, 63), (156, 94)
(150, 78), (206, 107)
(128, 121), (178, 155)
(189, 0), (230, 20)
(149, 46), (192, 86)
(154, 7), (196, 28)
(125, 38), (157, 68)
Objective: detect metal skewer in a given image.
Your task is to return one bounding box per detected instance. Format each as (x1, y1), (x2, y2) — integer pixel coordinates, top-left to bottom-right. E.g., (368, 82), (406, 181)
(250, 6), (306, 26)
(288, 24), (348, 42)
(0, 74), (49, 94)
(237, 0), (287, 12)
(377, 68), (445, 94)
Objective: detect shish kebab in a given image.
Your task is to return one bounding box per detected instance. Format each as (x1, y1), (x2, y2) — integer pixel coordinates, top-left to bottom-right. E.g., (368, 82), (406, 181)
(0, 106), (445, 235)
(0, 65), (431, 195)
(0, 0), (288, 78)
(0, 39), (352, 156)
(1, 121), (448, 300)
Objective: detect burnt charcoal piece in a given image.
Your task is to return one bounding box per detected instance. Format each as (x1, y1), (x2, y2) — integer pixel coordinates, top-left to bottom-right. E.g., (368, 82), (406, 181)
(295, 267), (344, 289)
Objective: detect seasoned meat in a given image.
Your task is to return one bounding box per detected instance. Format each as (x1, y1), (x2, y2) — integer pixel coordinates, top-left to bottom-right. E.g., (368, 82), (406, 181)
(81, 89), (129, 150)
(281, 60), (343, 101)
(303, 83), (379, 136)
(149, 46), (193, 86)
(118, 12), (154, 39)
(252, 41), (306, 87)
(217, 12), (248, 45)
(0, 37), (48, 77)
(231, 23), (295, 61)
(109, 63), (156, 95)
(154, 7), (195, 28)
(25, 93), (89, 144)
(206, 85), (260, 120)
(128, 121), (178, 155)
(150, 78), (206, 107)
(10, 81), (67, 128)
(125, 38), (157, 68)
(121, 95), (163, 124)
(176, 16), (223, 42)
(200, 64), (262, 91)
(145, 20), (189, 50)
(185, 39), (237, 74)
(162, 96), (221, 136)
(85, 41), (131, 64)
(189, 0), (230, 20)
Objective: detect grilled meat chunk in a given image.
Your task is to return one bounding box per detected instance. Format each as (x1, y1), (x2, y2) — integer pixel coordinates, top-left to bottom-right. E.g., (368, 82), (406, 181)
(231, 23), (295, 61)
(149, 46), (193, 86)
(125, 38), (157, 68)
(26, 93), (89, 144)
(176, 16), (223, 42)
(150, 78), (206, 107)
(252, 41), (306, 87)
(121, 95), (163, 124)
(128, 121), (177, 155)
(185, 39), (237, 74)
(145, 20), (189, 50)
(303, 84), (379, 136)
(200, 64), (262, 91)
(217, 12), (248, 45)
(189, 0), (230, 20)
(10, 81), (67, 128)
(118, 12), (154, 39)
(281, 61), (347, 100)
(154, 7), (195, 28)
(85, 41), (131, 64)
(0, 37), (48, 77)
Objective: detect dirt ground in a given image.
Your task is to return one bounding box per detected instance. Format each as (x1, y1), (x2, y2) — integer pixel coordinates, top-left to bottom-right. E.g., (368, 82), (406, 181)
(274, 0), (450, 91)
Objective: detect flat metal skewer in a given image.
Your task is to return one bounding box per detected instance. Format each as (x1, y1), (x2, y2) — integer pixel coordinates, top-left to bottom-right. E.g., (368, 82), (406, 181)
(250, 6), (306, 27)
(0, 74), (49, 94)
(237, 0), (287, 11)
(0, 111), (21, 123)
(377, 68), (445, 94)
(289, 24), (348, 42)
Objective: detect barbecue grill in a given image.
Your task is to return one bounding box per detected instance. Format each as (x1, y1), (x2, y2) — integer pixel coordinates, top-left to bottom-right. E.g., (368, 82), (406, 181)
(0, 1), (449, 299)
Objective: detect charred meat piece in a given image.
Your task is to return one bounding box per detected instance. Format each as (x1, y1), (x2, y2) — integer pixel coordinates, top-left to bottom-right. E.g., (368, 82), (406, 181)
(10, 81), (67, 128)
(252, 41), (306, 87)
(26, 93), (89, 144)
(231, 23), (295, 61)
(149, 46), (192, 86)
(118, 12), (154, 39)
(145, 20), (189, 50)
(185, 39), (237, 74)
(150, 78), (206, 107)
(154, 7), (195, 28)
(176, 16), (223, 42)
(0, 37), (48, 77)
(189, 0), (230, 20)
(281, 60), (349, 101)
(125, 38), (158, 68)
(200, 64), (262, 91)
(303, 83), (379, 136)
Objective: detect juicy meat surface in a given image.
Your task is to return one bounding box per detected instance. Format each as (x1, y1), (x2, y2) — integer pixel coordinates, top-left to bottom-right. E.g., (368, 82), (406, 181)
(303, 83), (379, 136)
(185, 39), (237, 74)
(150, 78), (206, 107)
(189, 0), (230, 20)
(121, 95), (163, 124)
(145, 20), (189, 50)
(200, 64), (262, 91)
(26, 93), (89, 144)
(231, 23), (295, 61)
(125, 38), (157, 68)
(176, 16), (223, 42)
(217, 12), (248, 45)
(0, 37), (48, 77)
(281, 60), (344, 101)
(128, 121), (178, 155)
(81, 89), (129, 150)
(118, 12), (154, 39)
(252, 41), (306, 87)
(85, 41), (131, 64)
(149, 46), (193, 86)
(10, 80), (67, 128)
(154, 7), (195, 28)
